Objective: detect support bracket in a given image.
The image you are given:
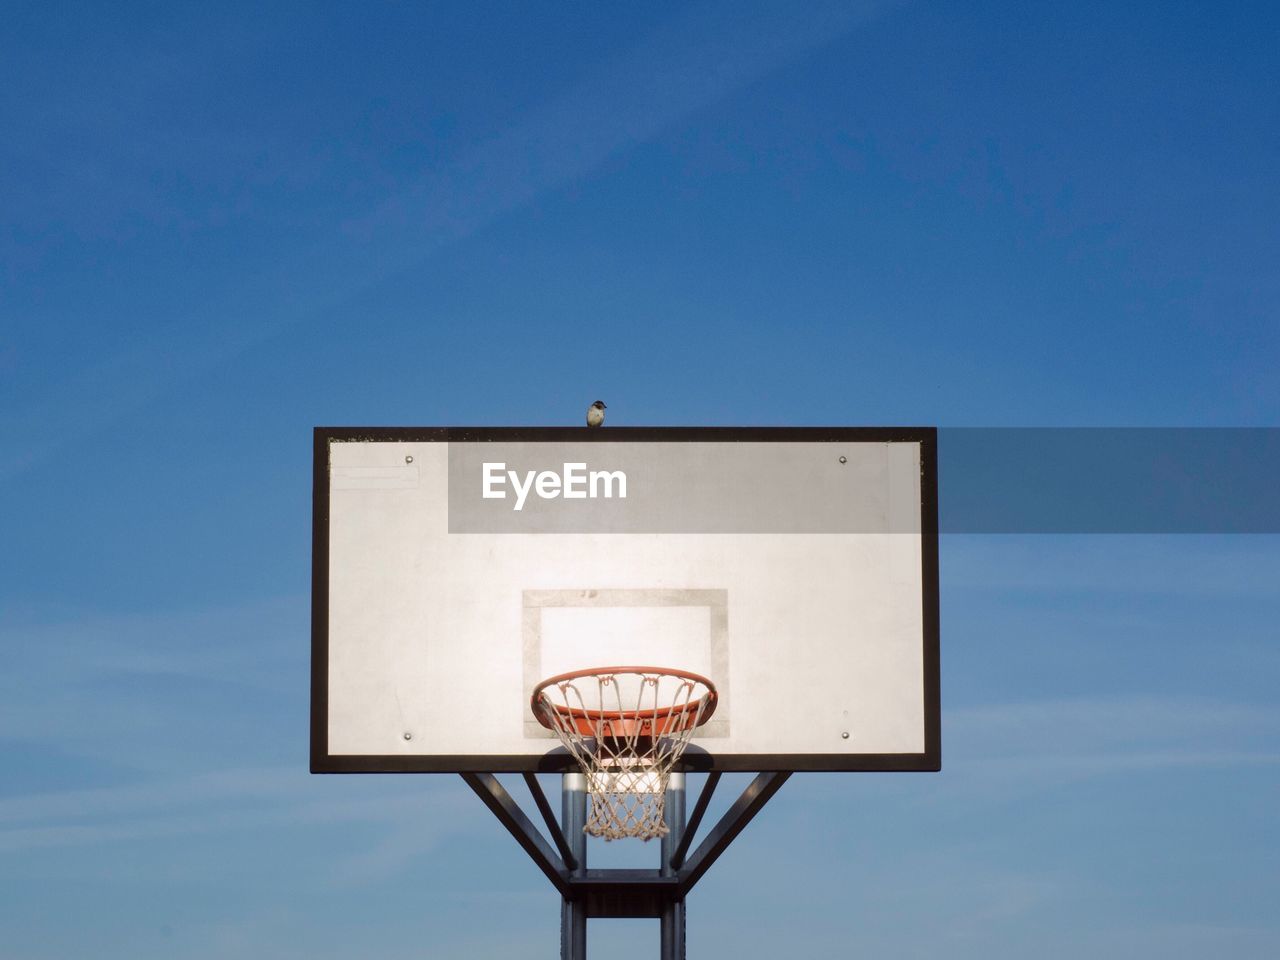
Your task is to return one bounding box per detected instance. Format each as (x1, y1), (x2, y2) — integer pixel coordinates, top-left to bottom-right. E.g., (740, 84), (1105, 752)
(460, 772), (571, 898)
(461, 770), (789, 916)
(676, 772), (790, 896)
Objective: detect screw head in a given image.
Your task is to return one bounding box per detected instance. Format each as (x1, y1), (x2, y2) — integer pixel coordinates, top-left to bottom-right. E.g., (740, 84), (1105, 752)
(405, 455), (414, 464)
(839, 456), (847, 464)
(841, 731), (850, 740)
(403, 732), (413, 741)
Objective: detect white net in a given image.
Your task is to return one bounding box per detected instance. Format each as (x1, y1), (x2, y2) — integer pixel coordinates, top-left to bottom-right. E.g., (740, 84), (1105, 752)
(532, 668), (716, 841)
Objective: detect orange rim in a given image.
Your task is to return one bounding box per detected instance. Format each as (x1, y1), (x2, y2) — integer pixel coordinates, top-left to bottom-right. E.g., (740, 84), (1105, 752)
(531, 666), (718, 736)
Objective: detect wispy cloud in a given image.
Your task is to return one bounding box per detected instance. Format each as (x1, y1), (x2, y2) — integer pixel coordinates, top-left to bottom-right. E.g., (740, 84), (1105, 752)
(0, 593), (499, 884)
(1, 595), (307, 775)
(0, 765), (299, 828)
(2, 1), (897, 481)
(934, 695), (1280, 806)
(1077, 921), (1280, 958)
(949, 696), (1280, 751)
(0, 761), (478, 889)
(5, 595), (304, 689)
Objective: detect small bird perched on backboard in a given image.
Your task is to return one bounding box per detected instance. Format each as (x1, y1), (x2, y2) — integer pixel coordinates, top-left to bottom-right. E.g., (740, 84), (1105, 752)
(586, 400), (607, 427)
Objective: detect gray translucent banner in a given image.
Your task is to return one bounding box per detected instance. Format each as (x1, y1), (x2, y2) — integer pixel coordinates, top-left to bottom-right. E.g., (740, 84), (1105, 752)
(443, 429), (1280, 534)
(447, 441), (922, 533)
(939, 428), (1280, 533)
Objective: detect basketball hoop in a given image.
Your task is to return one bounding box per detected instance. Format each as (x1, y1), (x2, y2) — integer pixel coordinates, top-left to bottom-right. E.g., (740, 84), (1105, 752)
(531, 666), (718, 841)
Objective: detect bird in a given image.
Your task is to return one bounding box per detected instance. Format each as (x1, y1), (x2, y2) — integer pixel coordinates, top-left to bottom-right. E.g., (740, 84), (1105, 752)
(586, 400), (607, 427)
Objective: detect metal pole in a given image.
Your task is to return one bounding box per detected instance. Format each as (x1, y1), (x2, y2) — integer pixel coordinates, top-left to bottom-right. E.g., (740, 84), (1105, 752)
(659, 771), (686, 960)
(560, 772), (587, 960)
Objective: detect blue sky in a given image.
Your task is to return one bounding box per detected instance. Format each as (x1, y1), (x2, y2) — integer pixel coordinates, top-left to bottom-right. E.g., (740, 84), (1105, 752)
(2, 2), (1278, 957)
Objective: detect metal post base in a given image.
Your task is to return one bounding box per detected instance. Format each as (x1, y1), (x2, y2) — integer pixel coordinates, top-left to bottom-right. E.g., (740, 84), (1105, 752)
(659, 773), (686, 960)
(561, 772), (587, 960)
(462, 770), (789, 959)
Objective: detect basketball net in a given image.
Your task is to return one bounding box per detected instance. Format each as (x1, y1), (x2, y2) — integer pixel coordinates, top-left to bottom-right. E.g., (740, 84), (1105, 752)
(532, 668), (717, 841)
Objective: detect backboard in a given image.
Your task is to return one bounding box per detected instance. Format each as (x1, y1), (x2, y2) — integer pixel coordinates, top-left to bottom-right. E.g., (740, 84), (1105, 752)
(311, 427), (939, 773)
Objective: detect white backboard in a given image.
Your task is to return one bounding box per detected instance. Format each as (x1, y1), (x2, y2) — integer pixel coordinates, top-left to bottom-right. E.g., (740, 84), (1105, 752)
(312, 428), (939, 773)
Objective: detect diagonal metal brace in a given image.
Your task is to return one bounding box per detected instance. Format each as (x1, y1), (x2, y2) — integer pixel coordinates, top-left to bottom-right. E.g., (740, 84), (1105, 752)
(461, 773), (571, 898)
(522, 772), (579, 871)
(677, 772), (790, 896)
(668, 771), (721, 871)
